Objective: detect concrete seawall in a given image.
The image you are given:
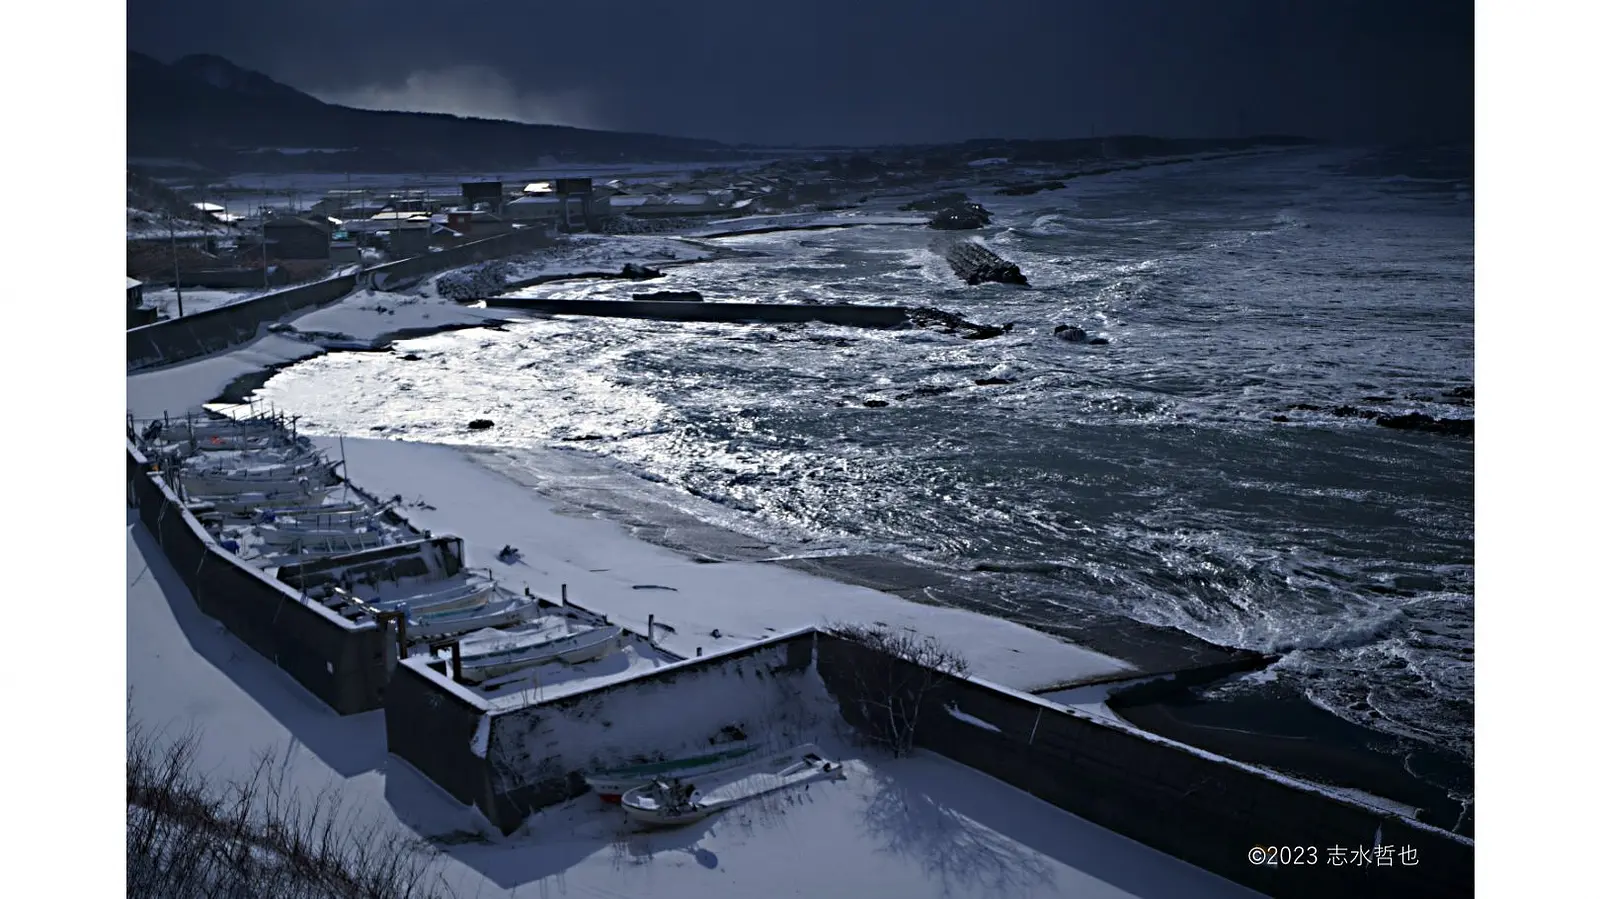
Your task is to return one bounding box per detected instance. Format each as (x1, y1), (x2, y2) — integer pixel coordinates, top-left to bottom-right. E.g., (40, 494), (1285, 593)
(813, 632), (1474, 899)
(127, 228), (559, 373)
(127, 273), (359, 372)
(482, 296), (912, 328)
(383, 626), (1470, 896)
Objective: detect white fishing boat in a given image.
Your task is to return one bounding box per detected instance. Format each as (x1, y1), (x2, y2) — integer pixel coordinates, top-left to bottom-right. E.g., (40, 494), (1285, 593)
(407, 595), (538, 639)
(183, 446), (315, 469)
(255, 520), (387, 548)
(585, 742), (768, 804)
(265, 531), (391, 558)
(180, 468), (340, 497)
(619, 744), (846, 828)
(369, 578), (498, 615)
(151, 417), (281, 441)
(457, 624), (623, 682)
(182, 486), (335, 514)
(253, 502), (368, 519)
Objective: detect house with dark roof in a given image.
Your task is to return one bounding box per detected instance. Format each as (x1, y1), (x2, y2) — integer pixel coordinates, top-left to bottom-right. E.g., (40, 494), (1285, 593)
(262, 215), (333, 260)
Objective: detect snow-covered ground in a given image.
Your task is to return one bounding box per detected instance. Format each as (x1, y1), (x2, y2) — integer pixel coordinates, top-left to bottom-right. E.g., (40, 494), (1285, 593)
(128, 513), (1262, 898)
(307, 436), (1135, 691)
(126, 334), (323, 418)
(286, 285), (514, 345)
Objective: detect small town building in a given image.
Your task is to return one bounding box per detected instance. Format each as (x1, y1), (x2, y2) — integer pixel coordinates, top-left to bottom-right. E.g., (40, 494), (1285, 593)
(262, 216), (333, 260)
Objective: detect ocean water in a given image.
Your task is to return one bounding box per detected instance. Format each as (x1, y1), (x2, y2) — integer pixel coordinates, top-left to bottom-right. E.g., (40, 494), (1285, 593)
(256, 145), (1474, 785)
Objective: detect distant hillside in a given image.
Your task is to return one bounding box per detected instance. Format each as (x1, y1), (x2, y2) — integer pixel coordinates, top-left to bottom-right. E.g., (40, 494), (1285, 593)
(127, 52), (748, 174)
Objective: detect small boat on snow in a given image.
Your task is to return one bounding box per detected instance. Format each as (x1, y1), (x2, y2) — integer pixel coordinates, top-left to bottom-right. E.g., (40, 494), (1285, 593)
(585, 742), (767, 803)
(619, 744), (845, 828)
(458, 624), (623, 682)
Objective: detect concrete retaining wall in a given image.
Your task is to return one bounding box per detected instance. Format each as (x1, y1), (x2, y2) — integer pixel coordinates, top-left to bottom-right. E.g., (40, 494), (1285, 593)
(386, 629), (815, 833)
(128, 227), (557, 372)
(812, 633), (1473, 899)
(384, 661), (497, 816)
(364, 228), (556, 291)
(127, 273), (359, 372)
(482, 296), (912, 328)
(127, 442), (392, 713)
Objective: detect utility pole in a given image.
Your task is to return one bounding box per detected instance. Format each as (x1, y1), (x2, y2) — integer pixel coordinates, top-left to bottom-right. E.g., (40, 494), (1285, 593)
(168, 217), (185, 318)
(261, 191), (270, 290)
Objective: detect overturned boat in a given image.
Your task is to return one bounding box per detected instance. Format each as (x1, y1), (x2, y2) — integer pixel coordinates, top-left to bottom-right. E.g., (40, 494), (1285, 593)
(619, 744), (845, 828)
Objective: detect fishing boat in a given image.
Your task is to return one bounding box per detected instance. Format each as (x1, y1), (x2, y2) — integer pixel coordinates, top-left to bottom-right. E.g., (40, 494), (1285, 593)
(457, 624), (623, 682)
(407, 595), (538, 639)
(180, 459), (340, 495)
(183, 486), (335, 515)
(585, 742), (767, 803)
(368, 578), (498, 616)
(618, 744), (845, 828)
(256, 520), (387, 548)
(252, 502), (369, 520)
(263, 530), (392, 558)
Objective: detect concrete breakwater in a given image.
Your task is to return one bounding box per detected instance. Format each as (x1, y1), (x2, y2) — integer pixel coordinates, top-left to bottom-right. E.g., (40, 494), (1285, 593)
(127, 228), (558, 373)
(482, 295), (914, 328)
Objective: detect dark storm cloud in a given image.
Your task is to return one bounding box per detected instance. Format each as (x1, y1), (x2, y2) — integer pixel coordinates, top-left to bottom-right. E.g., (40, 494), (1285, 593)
(127, 0), (1472, 145)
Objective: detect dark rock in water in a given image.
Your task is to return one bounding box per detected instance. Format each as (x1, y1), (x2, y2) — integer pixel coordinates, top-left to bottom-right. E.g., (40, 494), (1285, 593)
(1362, 395), (1396, 403)
(1330, 405), (1363, 418)
(904, 306), (1010, 340)
(946, 241), (1027, 285)
(928, 203), (993, 231)
(974, 376), (1017, 386)
(911, 385), (958, 397)
(1271, 414), (1291, 423)
(900, 192), (971, 212)
(1446, 385), (1475, 401)
(963, 323), (1009, 340)
(862, 399), (890, 408)
(633, 289), (704, 302)
(399, 353), (422, 361)
(620, 262), (664, 280)
(1375, 412), (1474, 438)
(467, 419), (495, 430)
(1086, 337), (1110, 346)
(1054, 325), (1088, 342)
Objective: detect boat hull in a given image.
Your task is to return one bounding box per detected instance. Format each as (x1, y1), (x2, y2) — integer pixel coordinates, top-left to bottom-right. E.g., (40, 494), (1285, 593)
(585, 743), (765, 801)
(459, 625), (623, 682)
(407, 597), (535, 639)
(618, 744), (845, 829)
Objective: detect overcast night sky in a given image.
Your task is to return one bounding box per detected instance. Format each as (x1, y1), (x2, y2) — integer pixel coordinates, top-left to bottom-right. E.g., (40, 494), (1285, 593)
(127, 0), (1472, 147)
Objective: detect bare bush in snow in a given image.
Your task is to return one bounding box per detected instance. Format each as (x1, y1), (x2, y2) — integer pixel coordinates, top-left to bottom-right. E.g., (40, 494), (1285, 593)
(825, 622), (969, 757)
(126, 715), (446, 899)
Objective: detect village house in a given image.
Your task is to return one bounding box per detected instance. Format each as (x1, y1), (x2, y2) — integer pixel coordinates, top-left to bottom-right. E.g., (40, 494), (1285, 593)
(262, 215), (333, 260)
